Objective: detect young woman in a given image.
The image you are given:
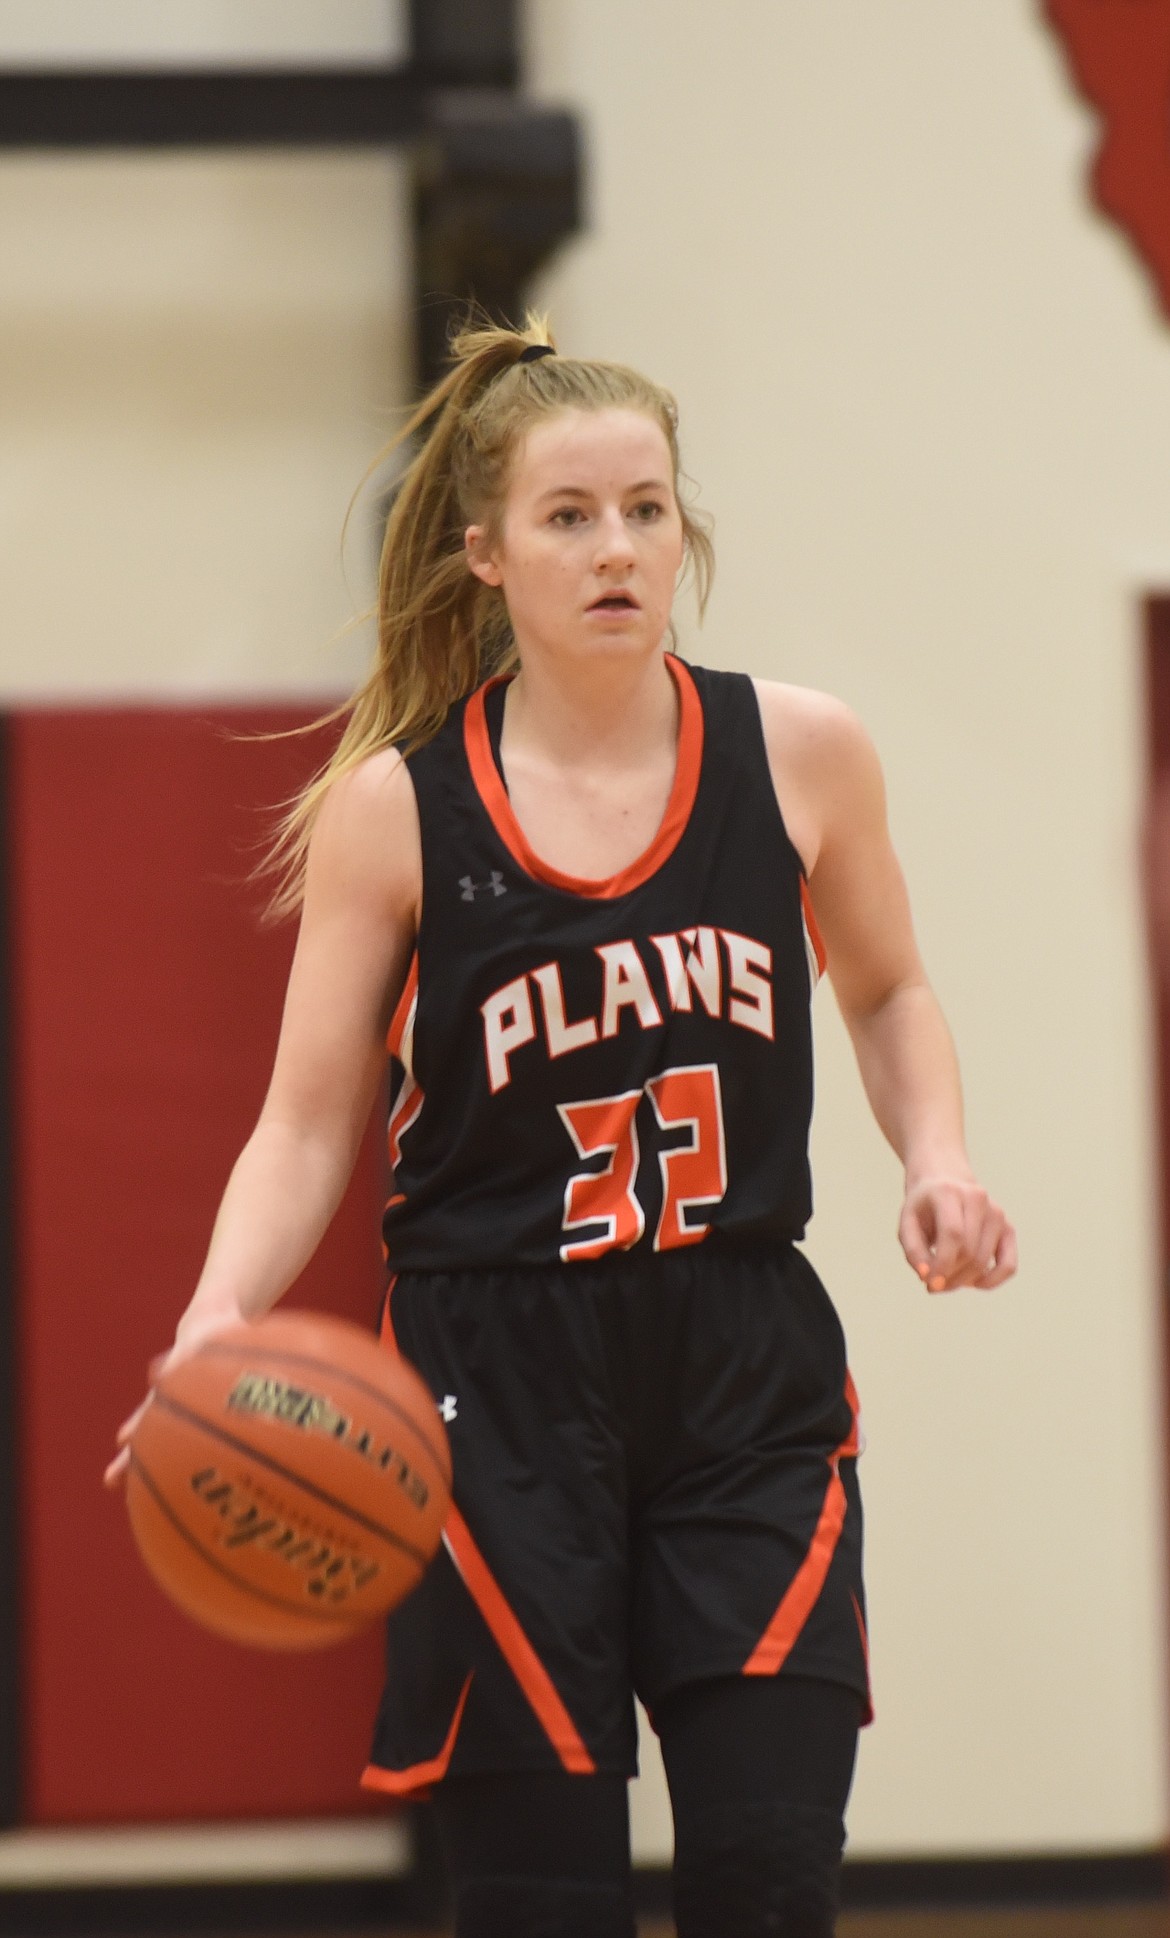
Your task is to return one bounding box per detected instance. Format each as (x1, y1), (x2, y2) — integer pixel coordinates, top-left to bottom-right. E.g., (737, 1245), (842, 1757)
(109, 322), (1015, 1938)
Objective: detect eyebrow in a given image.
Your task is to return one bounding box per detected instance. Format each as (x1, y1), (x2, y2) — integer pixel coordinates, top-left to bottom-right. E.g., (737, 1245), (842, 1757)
(535, 478), (671, 504)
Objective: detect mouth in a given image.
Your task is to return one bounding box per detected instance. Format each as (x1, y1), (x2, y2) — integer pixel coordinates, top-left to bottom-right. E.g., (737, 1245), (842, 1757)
(587, 592), (639, 612)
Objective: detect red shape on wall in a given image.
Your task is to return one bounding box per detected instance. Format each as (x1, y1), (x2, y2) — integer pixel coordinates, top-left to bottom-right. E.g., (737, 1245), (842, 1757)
(1044, 0), (1170, 320)
(10, 710), (392, 1825)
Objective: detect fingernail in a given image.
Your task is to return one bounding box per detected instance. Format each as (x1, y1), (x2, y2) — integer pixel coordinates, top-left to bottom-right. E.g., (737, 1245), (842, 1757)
(916, 1263), (930, 1279)
(928, 1274), (947, 1292)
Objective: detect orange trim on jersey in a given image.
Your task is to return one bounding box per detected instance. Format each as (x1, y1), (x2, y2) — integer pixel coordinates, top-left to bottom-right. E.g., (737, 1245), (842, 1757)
(360, 1672), (473, 1801)
(742, 1372), (860, 1679)
(387, 952), (419, 1060)
(800, 875), (828, 980)
(841, 1368), (861, 1457)
(463, 655), (704, 899)
(850, 1591), (868, 1664)
(850, 1590), (874, 1725)
(380, 1278), (400, 1351)
(443, 1502), (596, 1774)
(387, 1073), (424, 1172)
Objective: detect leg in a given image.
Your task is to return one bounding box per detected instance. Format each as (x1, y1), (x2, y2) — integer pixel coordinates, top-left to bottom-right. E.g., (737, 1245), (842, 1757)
(657, 1673), (862, 1938)
(435, 1769), (636, 1938)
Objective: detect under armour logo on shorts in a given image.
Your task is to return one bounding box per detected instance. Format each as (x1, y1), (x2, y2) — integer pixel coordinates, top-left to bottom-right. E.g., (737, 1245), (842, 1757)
(460, 872), (506, 900)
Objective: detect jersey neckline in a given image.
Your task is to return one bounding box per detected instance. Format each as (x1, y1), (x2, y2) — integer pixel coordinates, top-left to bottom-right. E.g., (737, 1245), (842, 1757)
(463, 654), (704, 900)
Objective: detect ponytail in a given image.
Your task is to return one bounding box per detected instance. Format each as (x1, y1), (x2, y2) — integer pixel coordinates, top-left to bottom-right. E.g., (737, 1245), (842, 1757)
(265, 312), (712, 917)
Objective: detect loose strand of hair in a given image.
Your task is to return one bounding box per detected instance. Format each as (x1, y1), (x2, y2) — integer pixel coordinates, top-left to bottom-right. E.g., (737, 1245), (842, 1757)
(262, 316), (545, 916)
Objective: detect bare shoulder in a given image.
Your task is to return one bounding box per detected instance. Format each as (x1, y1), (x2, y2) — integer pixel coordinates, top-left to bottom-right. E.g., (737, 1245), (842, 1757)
(751, 680), (885, 870)
(752, 679), (878, 777)
(319, 740), (410, 807)
(305, 744), (422, 922)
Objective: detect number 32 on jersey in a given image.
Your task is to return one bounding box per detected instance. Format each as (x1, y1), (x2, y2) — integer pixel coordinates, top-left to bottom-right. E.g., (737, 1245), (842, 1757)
(556, 1063), (727, 1261)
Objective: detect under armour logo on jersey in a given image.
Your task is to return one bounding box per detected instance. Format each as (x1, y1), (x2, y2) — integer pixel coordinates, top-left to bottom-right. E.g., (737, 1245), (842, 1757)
(460, 872), (506, 901)
(438, 1394), (458, 1423)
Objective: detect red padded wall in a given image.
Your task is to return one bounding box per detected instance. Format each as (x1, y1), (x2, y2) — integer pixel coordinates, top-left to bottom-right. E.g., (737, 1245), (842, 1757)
(10, 709), (390, 1824)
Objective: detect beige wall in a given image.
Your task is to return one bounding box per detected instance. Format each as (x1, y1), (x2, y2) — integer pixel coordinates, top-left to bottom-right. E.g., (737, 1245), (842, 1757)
(0, 0), (405, 67)
(0, 150), (409, 699)
(1, 0), (1167, 1866)
(0, 2), (409, 701)
(529, 0), (1170, 1859)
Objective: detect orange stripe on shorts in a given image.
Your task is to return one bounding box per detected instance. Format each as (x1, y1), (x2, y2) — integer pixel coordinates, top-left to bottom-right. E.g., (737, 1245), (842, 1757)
(743, 1373), (860, 1678)
(442, 1505), (596, 1775)
(379, 1279), (595, 1776)
(360, 1673), (473, 1801)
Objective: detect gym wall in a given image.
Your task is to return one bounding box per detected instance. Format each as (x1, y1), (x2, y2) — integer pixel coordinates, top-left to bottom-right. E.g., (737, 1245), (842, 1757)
(0, 0), (1166, 1869)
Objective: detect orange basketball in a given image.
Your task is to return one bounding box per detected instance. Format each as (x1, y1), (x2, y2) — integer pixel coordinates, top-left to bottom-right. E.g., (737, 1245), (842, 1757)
(125, 1311), (451, 1650)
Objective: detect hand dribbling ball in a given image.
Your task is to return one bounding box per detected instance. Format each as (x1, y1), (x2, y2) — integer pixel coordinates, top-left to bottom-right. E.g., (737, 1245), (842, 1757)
(125, 1311), (451, 1649)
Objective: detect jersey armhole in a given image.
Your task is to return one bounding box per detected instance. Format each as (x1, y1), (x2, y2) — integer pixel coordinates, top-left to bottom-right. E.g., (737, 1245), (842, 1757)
(743, 677), (828, 983)
(742, 678), (815, 878)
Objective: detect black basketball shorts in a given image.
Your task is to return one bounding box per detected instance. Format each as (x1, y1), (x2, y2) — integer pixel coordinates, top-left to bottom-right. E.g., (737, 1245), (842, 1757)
(362, 1244), (869, 1800)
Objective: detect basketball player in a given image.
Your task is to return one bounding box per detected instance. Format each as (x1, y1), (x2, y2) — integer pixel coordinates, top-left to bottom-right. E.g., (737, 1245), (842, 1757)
(109, 323), (1016, 1938)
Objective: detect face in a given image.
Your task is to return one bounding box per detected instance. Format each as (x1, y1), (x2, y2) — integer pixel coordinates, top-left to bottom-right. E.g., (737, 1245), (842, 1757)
(465, 407), (685, 665)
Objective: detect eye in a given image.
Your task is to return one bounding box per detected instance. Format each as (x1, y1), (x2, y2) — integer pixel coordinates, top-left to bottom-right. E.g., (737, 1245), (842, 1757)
(631, 499), (665, 522)
(550, 506), (584, 528)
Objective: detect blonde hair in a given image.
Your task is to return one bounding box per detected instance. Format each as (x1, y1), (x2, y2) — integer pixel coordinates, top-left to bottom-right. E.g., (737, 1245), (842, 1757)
(269, 314), (714, 915)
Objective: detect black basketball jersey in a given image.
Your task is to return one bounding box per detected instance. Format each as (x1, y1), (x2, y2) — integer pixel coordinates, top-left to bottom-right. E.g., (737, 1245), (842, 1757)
(380, 656), (825, 1272)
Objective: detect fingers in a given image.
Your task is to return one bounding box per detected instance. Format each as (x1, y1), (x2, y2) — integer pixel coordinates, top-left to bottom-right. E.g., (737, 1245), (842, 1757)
(119, 1396), (152, 1444)
(899, 1187), (970, 1291)
(927, 1192), (972, 1290)
(898, 1203), (934, 1285)
(975, 1219), (1018, 1290)
(103, 1392), (153, 1491)
(900, 1178), (1017, 1293)
(149, 1334), (210, 1384)
(106, 1312), (243, 1492)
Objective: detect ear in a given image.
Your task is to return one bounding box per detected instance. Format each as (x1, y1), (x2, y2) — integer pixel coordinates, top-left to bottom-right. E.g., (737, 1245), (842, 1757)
(464, 524), (503, 588)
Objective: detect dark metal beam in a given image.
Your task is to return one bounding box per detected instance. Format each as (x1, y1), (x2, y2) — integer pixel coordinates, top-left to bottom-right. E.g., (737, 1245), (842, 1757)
(0, 0), (524, 151)
(414, 95), (582, 382)
(410, 0), (520, 88)
(0, 67), (428, 150)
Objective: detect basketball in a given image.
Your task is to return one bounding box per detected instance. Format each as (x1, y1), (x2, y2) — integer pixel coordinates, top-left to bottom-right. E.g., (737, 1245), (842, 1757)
(125, 1311), (451, 1650)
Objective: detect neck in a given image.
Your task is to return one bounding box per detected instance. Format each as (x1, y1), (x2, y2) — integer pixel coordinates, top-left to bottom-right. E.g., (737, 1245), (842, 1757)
(503, 644), (678, 771)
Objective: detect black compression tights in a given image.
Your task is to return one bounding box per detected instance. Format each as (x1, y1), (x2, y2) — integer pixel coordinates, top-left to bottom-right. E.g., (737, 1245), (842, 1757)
(435, 1674), (862, 1938)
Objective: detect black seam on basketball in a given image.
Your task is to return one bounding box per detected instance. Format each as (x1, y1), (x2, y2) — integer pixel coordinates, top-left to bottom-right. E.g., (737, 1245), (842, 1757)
(188, 1343), (450, 1482)
(127, 1451), (388, 1626)
(150, 1391), (433, 1565)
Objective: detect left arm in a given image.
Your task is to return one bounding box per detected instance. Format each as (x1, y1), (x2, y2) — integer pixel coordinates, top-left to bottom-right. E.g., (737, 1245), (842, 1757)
(757, 682), (1016, 1292)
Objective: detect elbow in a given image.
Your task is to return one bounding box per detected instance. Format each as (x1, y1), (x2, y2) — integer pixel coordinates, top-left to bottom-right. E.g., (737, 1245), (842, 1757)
(839, 971), (932, 1034)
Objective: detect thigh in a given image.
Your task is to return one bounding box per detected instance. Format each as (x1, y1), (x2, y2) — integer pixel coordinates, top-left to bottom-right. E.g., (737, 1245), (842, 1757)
(656, 1672), (862, 1820)
(437, 1769), (633, 1884)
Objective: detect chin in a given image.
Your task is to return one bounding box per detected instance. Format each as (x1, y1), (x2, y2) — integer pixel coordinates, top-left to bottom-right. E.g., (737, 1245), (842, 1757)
(581, 614), (668, 648)
(581, 631), (667, 664)
(518, 621), (671, 667)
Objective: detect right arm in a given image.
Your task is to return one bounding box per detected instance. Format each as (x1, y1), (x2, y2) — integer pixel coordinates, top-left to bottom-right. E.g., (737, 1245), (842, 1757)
(105, 746), (421, 1481)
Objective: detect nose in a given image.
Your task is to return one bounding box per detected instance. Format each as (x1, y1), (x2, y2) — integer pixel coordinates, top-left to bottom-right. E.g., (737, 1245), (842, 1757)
(594, 505), (636, 572)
